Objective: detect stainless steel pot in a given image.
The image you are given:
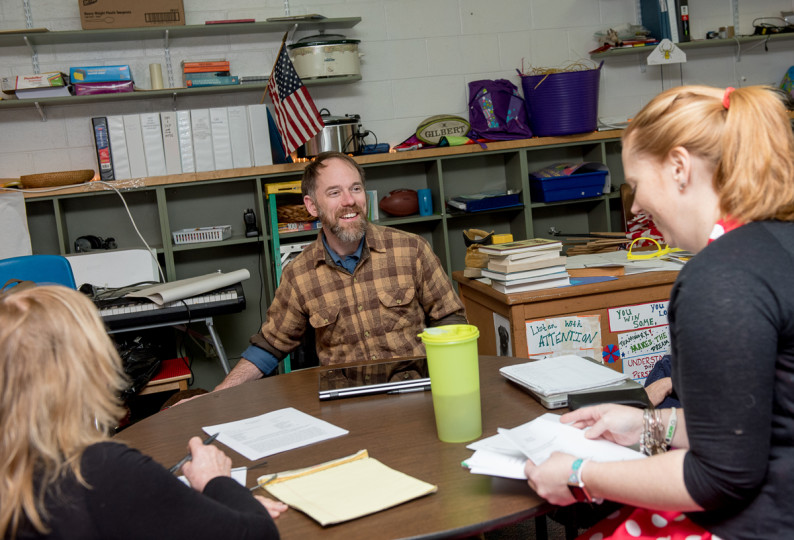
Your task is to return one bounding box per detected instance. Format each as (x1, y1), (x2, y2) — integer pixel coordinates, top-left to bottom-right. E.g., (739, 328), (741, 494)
(288, 34), (361, 79)
(300, 110), (361, 157)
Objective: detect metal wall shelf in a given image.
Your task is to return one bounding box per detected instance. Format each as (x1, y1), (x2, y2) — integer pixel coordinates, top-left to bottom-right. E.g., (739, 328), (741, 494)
(0, 17), (362, 118)
(0, 76), (362, 111)
(0, 18), (362, 47)
(590, 32), (794, 59)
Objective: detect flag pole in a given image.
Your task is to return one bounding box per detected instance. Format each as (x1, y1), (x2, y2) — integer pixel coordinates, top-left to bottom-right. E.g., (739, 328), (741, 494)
(261, 29), (291, 105)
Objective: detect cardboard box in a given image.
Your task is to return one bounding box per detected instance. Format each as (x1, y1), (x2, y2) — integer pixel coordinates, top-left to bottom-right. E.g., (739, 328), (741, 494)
(79, 0), (185, 30)
(70, 65), (132, 83)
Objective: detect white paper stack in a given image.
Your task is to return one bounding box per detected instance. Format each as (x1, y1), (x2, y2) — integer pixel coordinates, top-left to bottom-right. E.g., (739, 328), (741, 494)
(462, 413), (645, 479)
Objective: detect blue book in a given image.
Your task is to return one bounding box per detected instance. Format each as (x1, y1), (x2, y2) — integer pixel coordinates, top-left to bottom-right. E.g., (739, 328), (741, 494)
(185, 75), (239, 87)
(640, 0), (671, 41)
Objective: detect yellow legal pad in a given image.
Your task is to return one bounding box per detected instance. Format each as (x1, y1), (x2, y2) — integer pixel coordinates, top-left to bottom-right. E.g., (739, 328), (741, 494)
(257, 449), (437, 526)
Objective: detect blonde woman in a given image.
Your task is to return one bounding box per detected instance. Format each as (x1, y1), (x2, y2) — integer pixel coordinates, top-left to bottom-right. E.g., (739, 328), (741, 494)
(0, 285), (286, 539)
(525, 85), (794, 538)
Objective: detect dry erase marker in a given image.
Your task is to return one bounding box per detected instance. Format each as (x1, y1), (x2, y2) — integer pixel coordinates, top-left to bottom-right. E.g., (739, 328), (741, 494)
(169, 432), (219, 474)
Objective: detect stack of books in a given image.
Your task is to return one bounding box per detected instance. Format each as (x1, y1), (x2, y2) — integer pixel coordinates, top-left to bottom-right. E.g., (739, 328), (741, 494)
(182, 60), (239, 87)
(479, 238), (569, 294)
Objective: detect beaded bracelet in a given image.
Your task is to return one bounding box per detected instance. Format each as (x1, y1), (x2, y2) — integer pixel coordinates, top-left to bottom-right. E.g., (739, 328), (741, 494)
(640, 407), (667, 456)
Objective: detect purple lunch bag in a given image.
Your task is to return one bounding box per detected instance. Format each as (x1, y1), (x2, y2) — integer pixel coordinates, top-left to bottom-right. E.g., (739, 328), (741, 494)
(467, 79), (533, 141)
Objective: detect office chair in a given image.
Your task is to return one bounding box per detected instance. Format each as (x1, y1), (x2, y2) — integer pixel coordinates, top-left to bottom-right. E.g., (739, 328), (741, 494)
(0, 255), (77, 290)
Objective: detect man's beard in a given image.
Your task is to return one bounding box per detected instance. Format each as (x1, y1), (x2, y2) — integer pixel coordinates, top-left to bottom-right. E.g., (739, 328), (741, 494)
(317, 204), (367, 243)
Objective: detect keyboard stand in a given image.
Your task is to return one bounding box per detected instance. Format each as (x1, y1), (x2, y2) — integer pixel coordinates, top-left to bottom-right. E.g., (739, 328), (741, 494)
(107, 316), (231, 374)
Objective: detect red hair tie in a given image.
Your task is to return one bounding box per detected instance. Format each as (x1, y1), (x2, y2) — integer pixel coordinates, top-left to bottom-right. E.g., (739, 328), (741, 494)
(723, 87), (736, 109)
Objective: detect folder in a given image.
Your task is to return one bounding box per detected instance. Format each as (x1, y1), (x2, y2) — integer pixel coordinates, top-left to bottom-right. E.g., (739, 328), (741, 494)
(259, 450), (437, 526)
(139, 112), (168, 177)
(160, 111), (183, 175)
(107, 115), (131, 180)
(122, 114), (148, 179)
(190, 108), (215, 172)
(209, 107), (233, 171)
(227, 105), (253, 169)
(175, 110), (195, 174)
(247, 104), (273, 167)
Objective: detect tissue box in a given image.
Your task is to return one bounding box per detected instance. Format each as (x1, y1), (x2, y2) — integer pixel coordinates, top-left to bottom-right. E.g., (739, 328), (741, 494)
(2, 71), (67, 92)
(70, 65), (132, 83)
(74, 81), (135, 95)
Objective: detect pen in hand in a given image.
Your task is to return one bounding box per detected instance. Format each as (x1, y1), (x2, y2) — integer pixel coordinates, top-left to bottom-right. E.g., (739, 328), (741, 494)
(169, 432), (220, 474)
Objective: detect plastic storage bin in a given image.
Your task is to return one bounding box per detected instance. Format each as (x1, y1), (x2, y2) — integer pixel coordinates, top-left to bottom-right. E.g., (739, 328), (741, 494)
(172, 225), (232, 245)
(530, 171), (607, 202)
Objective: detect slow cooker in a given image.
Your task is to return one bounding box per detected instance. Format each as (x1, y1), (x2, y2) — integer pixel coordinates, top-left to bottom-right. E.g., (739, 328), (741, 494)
(299, 110), (362, 157)
(288, 34), (361, 79)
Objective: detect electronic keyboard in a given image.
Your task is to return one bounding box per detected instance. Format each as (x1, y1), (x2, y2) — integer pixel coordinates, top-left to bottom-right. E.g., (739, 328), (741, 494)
(96, 283), (245, 330)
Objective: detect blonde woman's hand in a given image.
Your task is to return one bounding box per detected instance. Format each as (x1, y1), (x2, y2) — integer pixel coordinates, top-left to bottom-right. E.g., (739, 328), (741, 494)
(560, 404), (644, 447)
(255, 496), (289, 518)
(181, 436), (231, 492)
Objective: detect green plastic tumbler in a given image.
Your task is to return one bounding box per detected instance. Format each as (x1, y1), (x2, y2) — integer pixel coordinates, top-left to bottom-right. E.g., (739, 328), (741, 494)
(418, 324), (482, 443)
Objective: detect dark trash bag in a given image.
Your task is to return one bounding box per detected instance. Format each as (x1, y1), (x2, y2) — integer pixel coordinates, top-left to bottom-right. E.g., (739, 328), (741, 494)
(116, 336), (163, 400)
(467, 79), (533, 141)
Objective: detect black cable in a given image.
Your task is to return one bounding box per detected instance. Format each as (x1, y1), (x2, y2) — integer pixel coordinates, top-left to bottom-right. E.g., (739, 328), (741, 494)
(175, 299), (195, 386)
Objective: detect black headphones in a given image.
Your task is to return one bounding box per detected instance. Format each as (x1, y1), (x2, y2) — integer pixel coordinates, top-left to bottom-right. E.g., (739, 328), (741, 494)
(74, 235), (117, 253)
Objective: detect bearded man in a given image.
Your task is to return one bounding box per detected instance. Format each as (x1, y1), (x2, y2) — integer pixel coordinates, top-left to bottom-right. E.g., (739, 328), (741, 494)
(213, 151), (467, 390)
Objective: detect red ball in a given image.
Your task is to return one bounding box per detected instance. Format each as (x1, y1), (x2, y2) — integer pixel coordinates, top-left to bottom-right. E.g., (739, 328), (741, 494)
(379, 189), (419, 217)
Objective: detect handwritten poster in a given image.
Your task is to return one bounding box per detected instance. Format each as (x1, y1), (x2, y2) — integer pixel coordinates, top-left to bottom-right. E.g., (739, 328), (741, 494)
(618, 326), (671, 383)
(608, 301), (669, 333)
(525, 315), (602, 360)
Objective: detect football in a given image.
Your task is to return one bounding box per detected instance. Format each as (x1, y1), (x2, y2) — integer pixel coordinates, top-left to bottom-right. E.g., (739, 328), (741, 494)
(379, 189), (419, 217)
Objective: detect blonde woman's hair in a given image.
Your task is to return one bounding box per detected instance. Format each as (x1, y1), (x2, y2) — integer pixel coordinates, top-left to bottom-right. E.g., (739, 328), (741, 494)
(623, 85), (794, 223)
(0, 285), (128, 538)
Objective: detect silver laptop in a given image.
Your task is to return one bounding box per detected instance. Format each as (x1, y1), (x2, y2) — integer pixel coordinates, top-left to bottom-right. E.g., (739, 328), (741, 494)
(507, 377), (645, 409)
(318, 358), (430, 400)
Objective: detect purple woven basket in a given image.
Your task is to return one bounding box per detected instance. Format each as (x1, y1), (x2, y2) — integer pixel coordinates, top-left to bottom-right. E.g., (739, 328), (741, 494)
(520, 63), (602, 137)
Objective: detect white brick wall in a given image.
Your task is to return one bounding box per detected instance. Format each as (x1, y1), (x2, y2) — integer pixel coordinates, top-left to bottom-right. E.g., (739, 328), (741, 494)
(1, 0), (793, 177)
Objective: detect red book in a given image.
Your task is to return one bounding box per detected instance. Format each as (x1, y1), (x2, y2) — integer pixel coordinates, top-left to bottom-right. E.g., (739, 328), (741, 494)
(182, 61), (230, 69)
(205, 19), (255, 24)
(183, 67), (231, 73)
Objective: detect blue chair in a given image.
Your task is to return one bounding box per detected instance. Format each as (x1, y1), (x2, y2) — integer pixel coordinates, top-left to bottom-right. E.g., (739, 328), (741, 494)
(0, 255), (76, 290)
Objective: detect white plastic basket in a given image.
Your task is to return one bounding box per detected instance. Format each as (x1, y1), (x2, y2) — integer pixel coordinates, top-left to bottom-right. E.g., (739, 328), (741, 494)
(172, 225), (232, 245)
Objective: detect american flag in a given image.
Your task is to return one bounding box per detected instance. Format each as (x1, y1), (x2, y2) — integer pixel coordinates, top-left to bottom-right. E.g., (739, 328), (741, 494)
(267, 45), (324, 155)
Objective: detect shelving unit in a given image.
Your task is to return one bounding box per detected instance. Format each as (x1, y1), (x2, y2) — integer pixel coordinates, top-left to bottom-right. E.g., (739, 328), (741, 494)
(18, 130), (627, 356)
(3, 17), (628, 366)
